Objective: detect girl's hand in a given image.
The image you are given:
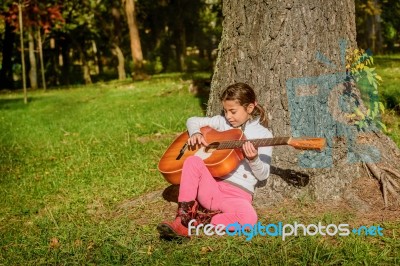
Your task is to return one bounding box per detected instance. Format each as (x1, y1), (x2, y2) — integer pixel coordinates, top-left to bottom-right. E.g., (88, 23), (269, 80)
(187, 133), (209, 147)
(242, 141), (258, 161)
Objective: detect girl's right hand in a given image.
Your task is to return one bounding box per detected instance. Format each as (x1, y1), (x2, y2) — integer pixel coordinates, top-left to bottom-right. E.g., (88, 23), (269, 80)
(187, 132), (209, 147)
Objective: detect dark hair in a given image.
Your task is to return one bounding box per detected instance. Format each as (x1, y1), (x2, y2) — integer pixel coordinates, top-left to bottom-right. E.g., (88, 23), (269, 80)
(219, 83), (268, 127)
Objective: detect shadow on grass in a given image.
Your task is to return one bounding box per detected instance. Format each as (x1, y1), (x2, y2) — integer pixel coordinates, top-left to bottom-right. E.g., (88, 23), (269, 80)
(0, 97), (29, 110)
(0, 95), (54, 110)
(162, 185), (179, 203)
(383, 93), (400, 113)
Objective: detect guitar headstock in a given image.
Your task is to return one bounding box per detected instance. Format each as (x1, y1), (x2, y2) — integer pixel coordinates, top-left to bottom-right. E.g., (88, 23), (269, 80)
(288, 137), (326, 151)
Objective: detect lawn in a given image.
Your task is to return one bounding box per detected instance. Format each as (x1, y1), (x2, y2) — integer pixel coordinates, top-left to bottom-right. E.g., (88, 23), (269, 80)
(375, 54), (400, 145)
(0, 69), (399, 264)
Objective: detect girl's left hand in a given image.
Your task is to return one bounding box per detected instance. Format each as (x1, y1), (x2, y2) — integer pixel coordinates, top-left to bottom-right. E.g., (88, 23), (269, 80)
(242, 141), (258, 161)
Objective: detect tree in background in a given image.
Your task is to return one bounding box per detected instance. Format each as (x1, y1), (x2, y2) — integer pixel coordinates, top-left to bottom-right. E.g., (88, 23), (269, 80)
(109, 5), (127, 80)
(0, 0), (221, 87)
(1, 0), (63, 90)
(2, 0), (400, 89)
(92, 0), (129, 80)
(355, 0), (383, 53)
(59, 0), (99, 85)
(355, 0), (400, 54)
(123, 0), (143, 77)
(380, 0), (400, 53)
(137, 0), (222, 72)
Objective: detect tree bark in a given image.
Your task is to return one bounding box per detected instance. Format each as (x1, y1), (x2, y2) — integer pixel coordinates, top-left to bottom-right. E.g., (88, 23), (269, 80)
(124, 0), (143, 73)
(207, 0), (400, 208)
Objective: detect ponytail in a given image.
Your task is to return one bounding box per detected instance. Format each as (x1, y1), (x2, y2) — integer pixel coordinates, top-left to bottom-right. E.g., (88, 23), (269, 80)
(252, 104), (268, 128)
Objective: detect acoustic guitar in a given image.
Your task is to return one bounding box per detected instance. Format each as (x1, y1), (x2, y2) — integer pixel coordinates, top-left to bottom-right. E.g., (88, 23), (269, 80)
(158, 126), (326, 185)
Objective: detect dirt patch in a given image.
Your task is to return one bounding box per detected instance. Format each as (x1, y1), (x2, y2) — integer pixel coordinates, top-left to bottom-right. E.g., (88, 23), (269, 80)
(257, 176), (399, 227)
(257, 197), (400, 227)
(114, 186), (180, 224)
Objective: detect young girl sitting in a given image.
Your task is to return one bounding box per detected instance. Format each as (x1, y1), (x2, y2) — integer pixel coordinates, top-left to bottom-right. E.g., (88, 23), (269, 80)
(157, 82), (273, 238)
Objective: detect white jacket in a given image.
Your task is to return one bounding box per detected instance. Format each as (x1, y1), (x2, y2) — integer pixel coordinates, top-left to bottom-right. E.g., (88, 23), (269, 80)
(186, 115), (273, 194)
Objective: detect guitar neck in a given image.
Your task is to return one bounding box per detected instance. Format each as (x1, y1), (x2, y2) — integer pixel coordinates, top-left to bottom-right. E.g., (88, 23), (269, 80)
(215, 137), (290, 150)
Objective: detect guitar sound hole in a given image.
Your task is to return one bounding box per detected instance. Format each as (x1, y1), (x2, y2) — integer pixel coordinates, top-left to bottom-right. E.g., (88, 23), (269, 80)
(204, 147), (216, 153)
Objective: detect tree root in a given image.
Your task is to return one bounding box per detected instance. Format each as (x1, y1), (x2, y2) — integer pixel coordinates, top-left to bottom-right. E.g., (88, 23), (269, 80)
(364, 162), (400, 208)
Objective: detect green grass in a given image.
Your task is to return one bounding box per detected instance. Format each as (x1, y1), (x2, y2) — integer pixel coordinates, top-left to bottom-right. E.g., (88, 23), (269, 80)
(375, 54), (400, 111)
(375, 55), (400, 145)
(1, 72), (399, 264)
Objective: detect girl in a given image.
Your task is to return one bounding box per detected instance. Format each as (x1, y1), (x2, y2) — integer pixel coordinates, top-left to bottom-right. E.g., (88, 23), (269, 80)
(157, 82), (273, 238)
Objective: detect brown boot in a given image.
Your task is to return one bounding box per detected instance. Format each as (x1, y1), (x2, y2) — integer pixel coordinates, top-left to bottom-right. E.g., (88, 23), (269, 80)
(157, 201), (198, 239)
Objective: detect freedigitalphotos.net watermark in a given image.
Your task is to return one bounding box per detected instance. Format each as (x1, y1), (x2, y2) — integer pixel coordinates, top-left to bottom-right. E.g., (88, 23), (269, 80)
(188, 220), (384, 241)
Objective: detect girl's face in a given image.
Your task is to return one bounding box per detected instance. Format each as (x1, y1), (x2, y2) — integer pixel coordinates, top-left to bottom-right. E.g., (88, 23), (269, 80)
(222, 100), (254, 128)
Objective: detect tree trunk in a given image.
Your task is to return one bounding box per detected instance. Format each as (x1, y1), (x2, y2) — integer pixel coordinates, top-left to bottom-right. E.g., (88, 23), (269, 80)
(0, 21), (15, 90)
(48, 37), (60, 86)
(60, 35), (70, 86)
(80, 50), (92, 85)
(91, 40), (100, 75)
(28, 28), (38, 90)
(112, 44), (126, 80)
(175, 25), (187, 72)
(37, 29), (46, 91)
(73, 37), (92, 85)
(124, 0), (143, 73)
(207, 0), (400, 209)
(95, 42), (104, 77)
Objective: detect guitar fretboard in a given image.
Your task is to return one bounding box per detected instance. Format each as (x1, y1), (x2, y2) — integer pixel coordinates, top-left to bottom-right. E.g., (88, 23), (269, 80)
(215, 137), (290, 150)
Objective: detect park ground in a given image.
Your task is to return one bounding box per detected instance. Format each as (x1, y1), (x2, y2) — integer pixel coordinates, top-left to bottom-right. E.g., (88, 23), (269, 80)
(0, 56), (399, 264)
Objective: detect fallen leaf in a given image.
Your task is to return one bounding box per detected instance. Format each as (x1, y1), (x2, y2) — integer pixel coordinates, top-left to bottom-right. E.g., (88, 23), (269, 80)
(49, 237), (60, 249)
(200, 246), (213, 254)
(147, 245), (153, 255)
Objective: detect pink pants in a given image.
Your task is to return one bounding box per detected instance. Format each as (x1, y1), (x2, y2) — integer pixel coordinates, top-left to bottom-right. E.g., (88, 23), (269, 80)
(178, 156), (257, 226)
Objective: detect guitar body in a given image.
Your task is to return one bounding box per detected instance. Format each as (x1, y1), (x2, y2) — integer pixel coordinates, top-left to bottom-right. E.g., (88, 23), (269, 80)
(158, 126), (245, 184)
